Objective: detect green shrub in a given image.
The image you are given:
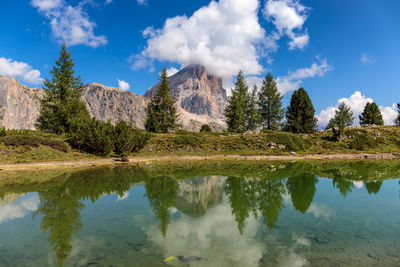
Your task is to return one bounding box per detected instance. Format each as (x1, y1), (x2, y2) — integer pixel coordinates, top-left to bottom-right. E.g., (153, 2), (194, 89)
(200, 124), (212, 132)
(1, 135), (69, 152)
(114, 120), (151, 154)
(349, 134), (376, 150)
(67, 118), (151, 156)
(264, 132), (307, 151)
(0, 127), (6, 137)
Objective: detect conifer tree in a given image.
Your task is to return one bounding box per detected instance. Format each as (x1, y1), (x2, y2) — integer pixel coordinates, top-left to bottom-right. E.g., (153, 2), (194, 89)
(258, 73), (284, 130)
(285, 88), (317, 133)
(246, 85), (261, 131)
(359, 102), (384, 126)
(225, 71), (249, 133)
(394, 103), (400, 126)
(145, 68), (177, 133)
(327, 102), (354, 138)
(36, 43), (89, 134)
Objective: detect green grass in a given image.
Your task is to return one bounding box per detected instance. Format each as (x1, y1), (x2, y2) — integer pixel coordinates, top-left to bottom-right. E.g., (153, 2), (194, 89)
(0, 126), (400, 164)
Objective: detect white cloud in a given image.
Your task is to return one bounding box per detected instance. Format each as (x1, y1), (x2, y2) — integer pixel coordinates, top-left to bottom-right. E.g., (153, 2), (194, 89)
(263, 0), (309, 50)
(276, 58), (333, 94)
(117, 79), (130, 91)
(137, 0), (147, 5)
(105, 0), (113, 5)
(166, 67), (179, 77)
(0, 57), (43, 84)
(352, 181), (364, 189)
(31, 0), (107, 48)
(133, 0), (266, 80)
(360, 52), (375, 64)
(0, 195), (39, 224)
(116, 191), (129, 201)
(317, 91), (397, 128)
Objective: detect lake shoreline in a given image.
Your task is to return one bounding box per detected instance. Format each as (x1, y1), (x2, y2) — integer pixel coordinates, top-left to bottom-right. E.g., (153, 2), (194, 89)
(0, 152), (399, 171)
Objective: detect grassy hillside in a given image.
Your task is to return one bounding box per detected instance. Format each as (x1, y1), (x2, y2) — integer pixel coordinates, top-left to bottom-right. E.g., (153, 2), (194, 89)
(0, 126), (400, 163)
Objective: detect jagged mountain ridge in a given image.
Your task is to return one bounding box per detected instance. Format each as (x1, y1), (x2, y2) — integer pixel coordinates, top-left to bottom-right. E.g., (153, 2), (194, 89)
(0, 65), (228, 131)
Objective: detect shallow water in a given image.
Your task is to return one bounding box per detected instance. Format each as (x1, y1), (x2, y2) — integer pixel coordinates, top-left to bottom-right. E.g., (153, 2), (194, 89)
(0, 161), (400, 266)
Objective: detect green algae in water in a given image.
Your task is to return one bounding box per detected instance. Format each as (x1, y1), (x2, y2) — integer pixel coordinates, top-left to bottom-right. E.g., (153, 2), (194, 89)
(0, 161), (400, 266)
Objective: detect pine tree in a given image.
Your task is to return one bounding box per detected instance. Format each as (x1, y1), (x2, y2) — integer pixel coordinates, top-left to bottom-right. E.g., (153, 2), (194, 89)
(225, 71), (249, 133)
(246, 85), (260, 131)
(36, 43), (89, 134)
(145, 68), (178, 133)
(285, 88), (318, 133)
(258, 73), (284, 130)
(394, 103), (400, 126)
(327, 102), (354, 138)
(359, 102), (384, 126)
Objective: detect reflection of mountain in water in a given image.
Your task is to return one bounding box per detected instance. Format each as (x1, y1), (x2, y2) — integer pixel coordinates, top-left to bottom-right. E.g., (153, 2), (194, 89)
(0, 193), (22, 205)
(175, 176), (226, 217)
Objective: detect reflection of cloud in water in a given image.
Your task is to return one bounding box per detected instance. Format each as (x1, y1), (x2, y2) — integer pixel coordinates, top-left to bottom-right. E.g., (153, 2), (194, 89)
(276, 234), (310, 267)
(117, 191), (130, 201)
(352, 181), (364, 189)
(145, 199), (264, 266)
(0, 195), (39, 224)
(307, 204), (332, 221)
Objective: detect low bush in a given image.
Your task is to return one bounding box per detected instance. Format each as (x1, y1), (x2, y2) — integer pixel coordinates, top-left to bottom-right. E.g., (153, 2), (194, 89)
(264, 132), (307, 151)
(349, 133), (376, 150)
(67, 117), (151, 156)
(200, 124), (212, 132)
(0, 127), (6, 137)
(1, 135), (69, 152)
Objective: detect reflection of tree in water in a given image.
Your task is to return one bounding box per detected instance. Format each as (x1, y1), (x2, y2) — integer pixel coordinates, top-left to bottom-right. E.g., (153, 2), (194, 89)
(286, 174), (318, 214)
(225, 177), (286, 233)
(258, 179), (286, 230)
(34, 186), (83, 266)
(145, 176), (178, 238)
(33, 167), (141, 266)
(332, 177), (353, 197)
(225, 177), (258, 234)
(365, 181), (382, 194)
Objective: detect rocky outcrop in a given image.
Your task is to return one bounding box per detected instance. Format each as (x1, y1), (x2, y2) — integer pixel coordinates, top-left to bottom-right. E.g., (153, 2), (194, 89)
(0, 64), (228, 131)
(0, 76), (43, 130)
(82, 83), (148, 129)
(145, 65), (228, 131)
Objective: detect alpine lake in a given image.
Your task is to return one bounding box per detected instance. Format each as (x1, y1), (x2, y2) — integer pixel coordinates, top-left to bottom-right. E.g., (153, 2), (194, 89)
(1, 160), (400, 267)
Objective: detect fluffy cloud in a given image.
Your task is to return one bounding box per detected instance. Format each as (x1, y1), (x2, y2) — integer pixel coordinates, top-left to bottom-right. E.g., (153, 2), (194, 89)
(31, 0), (107, 48)
(317, 91), (397, 128)
(166, 67), (179, 77)
(0, 57), (43, 84)
(137, 0), (147, 5)
(360, 52), (375, 64)
(276, 58), (333, 94)
(133, 0), (266, 80)
(117, 79), (130, 90)
(263, 0), (309, 50)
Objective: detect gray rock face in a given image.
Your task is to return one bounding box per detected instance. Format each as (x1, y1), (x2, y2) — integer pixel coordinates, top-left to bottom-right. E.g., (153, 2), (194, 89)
(145, 65), (228, 131)
(81, 83), (148, 129)
(0, 65), (228, 131)
(0, 76), (43, 130)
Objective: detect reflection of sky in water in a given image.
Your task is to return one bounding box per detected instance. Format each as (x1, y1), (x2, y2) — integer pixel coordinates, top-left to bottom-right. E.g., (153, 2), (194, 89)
(0, 194), (39, 224)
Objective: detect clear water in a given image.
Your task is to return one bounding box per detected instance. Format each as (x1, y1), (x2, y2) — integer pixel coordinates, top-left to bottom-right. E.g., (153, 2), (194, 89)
(0, 161), (400, 266)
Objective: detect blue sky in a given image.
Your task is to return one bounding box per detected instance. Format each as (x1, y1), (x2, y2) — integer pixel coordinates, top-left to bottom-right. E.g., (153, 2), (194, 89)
(0, 0), (399, 126)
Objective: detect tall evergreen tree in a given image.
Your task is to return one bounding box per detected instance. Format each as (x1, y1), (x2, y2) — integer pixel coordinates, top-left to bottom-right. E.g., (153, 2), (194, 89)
(327, 102), (354, 138)
(36, 43), (89, 134)
(246, 85), (261, 131)
(145, 68), (177, 133)
(225, 71), (249, 133)
(258, 73), (284, 130)
(394, 103), (400, 126)
(359, 102), (384, 126)
(285, 88), (317, 133)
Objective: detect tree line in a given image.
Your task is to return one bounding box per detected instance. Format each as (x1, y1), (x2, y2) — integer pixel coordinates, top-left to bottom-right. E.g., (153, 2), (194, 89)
(225, 70), (400, 139)
(34, 44), (400, 155)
